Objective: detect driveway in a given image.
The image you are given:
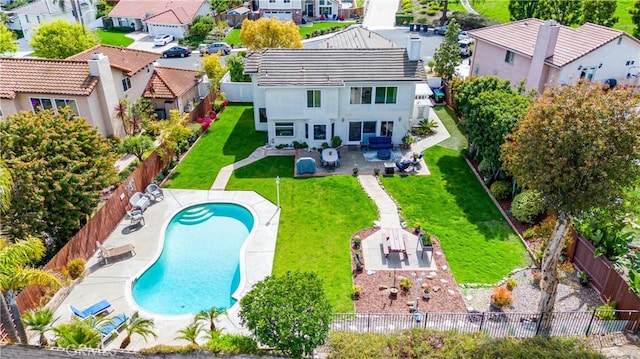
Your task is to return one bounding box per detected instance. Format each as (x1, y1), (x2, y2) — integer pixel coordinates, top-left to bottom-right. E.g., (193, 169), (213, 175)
(362, 0), (400, 30)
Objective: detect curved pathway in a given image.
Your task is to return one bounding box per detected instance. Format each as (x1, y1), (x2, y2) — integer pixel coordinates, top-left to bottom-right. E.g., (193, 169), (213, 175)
(460, 0), (479, 15)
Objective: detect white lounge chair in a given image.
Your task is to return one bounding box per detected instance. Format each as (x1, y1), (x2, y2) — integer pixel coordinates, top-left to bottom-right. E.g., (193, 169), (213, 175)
(127, 209), (145, 226)
(129, 192), (151, 212)
(145, 183), (164, 201)
(97, 241), (135, 264)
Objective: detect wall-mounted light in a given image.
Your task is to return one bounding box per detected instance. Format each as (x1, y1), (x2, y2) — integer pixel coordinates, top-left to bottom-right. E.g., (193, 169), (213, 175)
(577, 65), (582, 70)
(599, 63), (603, 68)
(398, 117), (402, 122)
(341, 118), (345, 122)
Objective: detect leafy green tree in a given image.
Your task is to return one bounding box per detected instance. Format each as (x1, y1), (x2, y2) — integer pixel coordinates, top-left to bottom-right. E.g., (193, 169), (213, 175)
(574, 208), (633, 261)
(632, 0), (640, 39)
(0, 159), (11, 214)
(210, 0), (242, 15)
(501, 82), (640, 335)
(433, 19), (462, 81)
(509, 0), (540, 21)
(452, 76), (516, 120)
(240, 17), (303, 51)
(53, 318), (102, 349)
(0, 22), (17, 54)
(581, 0), (618, 27)
(176, 320), (203, 345)
(121, 135), (154, 161)
(119, 311), (157, 349)
(22, 307), (58, 346)
(156, 109), (191, 162)
(201, 52), (228, 92)
(0, 108), (118, 244)
(239, 271), (332, 359)
(0, 237), (61, 344)
(227, 53), (251, 82)
(535, 0), (584, 26)
(29, 20), (97, 59)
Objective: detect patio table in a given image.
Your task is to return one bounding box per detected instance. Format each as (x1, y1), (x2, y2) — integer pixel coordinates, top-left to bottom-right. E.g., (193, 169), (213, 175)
(322, 148), (338, 170)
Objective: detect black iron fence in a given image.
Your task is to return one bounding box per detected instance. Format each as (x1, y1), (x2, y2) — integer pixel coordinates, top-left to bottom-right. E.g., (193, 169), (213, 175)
(331, 310), (640, 338)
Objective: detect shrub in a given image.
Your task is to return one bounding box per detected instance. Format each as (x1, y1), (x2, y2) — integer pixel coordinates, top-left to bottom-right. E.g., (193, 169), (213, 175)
(63, 258), (86, 279)
(187, 123), (203, 144)
(118, 159), (140, 182)
(505, 278), (517, 291)
(594, 302), (617, 320)
(511, 190), (545, 224)
(206, 334), (259, 355)
(477, 158), (493, 179)
(400, 277), (411, 291)
(292, 141), (308, 149)
(331, 136), (343, 148)
(352, 285), (362, 298)
(426, 9), (437, 15)
(490, 286), (513, 309)
(106, 135), (123, 154)
(522, 228), (535, 239)
(490, 181), (511, 200)
(213, 99), (226, 113)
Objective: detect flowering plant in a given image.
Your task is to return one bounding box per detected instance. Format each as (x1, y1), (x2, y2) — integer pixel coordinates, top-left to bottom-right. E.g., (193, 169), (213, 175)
(531, 269), (542, 283)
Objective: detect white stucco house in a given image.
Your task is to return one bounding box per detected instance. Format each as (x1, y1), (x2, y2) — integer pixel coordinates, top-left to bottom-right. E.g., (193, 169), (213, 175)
(9, 0), (98, 41)
(468, 18), (640, 92)
(257, 0), (350, 24)
(244, 35), (427, 148)
(107, 0), (209, 38)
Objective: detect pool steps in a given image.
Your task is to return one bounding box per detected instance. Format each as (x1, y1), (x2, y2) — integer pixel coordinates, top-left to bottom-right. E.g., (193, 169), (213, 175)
(177, 206), (215, 225)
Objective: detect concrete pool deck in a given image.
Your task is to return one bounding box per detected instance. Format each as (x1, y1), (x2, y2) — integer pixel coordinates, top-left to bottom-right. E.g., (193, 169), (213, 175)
(49, 189), (279, 350)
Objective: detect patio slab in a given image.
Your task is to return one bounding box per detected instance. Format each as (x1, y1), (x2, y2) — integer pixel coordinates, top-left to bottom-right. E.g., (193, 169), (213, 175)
(361, 229), (438, 271)
(49, 189), (278, 350)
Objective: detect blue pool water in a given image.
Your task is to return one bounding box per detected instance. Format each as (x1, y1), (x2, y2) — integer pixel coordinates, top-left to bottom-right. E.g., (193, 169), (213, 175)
(132, 203), (254, 315)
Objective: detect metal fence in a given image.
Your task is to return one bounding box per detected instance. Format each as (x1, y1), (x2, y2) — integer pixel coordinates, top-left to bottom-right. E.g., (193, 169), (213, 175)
(331, 310), (640, 338)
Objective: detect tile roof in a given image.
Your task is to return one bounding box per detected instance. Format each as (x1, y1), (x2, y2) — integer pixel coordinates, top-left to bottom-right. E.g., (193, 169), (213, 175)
(0, 57), (98, 99)
(468, 18), (632, 67)
(68, 45), (160, 76)
(318, 26), (397, 49)
(108, 0), (205, 22)
(144, 8), (191, 25)
(143, 66), (198, 99)
(245, 48), (426, 86)
(13, 0), (72, 15)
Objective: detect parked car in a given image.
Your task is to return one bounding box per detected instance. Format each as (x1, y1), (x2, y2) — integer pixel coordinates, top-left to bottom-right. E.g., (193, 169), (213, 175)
(200, 42), (231, 56)
(154, 34), (174, 46)
(433, 25), (448, 35)
(458, 38), (474, 56)
(162, 46), (191, 58)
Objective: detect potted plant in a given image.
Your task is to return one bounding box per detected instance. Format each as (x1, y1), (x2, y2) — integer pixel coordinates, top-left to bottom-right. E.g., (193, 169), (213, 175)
(352, 285), (362, 299)
(400, 277), (411, 292)
(531, 269), (542, 285)
(421, 283), (430, 299)
(352, 166), (359, 175)
(331, 136), (343, 148)
(421, 232), (434, 248)
(414, 223), (422, 234)
(373, 167), (380, 176)
(353, 236), (362, 249)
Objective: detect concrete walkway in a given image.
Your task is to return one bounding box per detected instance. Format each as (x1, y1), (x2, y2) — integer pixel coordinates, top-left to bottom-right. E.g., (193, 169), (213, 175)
(358, 175), (402, 228)
(362, 0), (400, 30)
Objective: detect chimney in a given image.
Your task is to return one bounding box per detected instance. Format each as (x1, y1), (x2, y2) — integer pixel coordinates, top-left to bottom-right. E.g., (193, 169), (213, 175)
(406, 33), (421, 62)
(87, 52), (121, 136)
(526, 20), (560, 92)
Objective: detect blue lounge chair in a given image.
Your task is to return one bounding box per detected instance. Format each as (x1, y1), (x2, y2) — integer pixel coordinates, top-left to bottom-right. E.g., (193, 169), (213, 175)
(69, 299), (112, 319)
(99, 313), (128, 346)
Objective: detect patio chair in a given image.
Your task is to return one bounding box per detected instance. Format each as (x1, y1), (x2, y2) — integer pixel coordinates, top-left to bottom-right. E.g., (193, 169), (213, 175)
(98, 313), (129, 346)
(145, 183), (164, 201)
(96, 241), (136, 264)
(396, 160), (413, 172)
(69, 299), (113, 319)
(129, 192), (151, 212)
(127, 209), (145, 226)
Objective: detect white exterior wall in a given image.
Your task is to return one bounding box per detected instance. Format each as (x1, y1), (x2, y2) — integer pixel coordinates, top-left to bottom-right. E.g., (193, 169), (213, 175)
(17, 3), (97, 41)
(257, 81), (415, 148)
(147, 23), (188, 38)
(259, 0), (302, 10)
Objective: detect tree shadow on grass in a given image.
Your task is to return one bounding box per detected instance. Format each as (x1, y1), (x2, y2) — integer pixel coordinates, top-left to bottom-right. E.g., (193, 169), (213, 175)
(221, 107), (267, 159)
(233, 156), (295, 179)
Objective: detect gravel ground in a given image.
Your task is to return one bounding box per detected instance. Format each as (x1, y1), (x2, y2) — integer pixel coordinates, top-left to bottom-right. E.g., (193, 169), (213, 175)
(460, 267), (603, 313)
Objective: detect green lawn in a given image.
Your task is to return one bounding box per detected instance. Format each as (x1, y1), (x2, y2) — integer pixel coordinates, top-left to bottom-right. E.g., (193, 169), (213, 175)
(380, 146), (531, 284)
(433, 106), (468, 151)
(226, 157), (377, 313)
(94, 29), (134, 47)
(164, 104), (266, 189)
(470, 0), (635, 35)
(224, 21), (354, 46)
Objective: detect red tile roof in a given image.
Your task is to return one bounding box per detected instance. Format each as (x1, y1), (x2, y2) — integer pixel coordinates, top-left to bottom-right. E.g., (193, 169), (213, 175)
(469, 18), (635, 67)
(0, 57), (98, 99)
(67, 45), (160, 76)
(145, 8), (191, 25)
(108, 0), (206, 23)
(143, 66), (198, 99)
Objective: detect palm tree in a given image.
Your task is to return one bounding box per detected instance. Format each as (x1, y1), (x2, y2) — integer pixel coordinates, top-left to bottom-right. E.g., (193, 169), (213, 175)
(52, 318), (101, 349)
(0, 237), (62, 343)
(119, 311), (157, 349)
(22, 307), (58, 346)
(176, 320), (203, 346)
(195, 306), (224, 331)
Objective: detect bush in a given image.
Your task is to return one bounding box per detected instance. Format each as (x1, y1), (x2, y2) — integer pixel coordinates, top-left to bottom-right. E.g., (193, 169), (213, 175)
(426, 9), (437, 15)
(187, 123), (203, 144)
(63, 258), (86, 279)
(594, 302), (617, 320)
(206, 334), (259, 355)
(106, 135), (123, 154)
(490, 180), (511, 200)
(511, 190), (545, 224)
(331, 136), (343, 148)
(477, 158), (493, 179)
(118, 159), (140, 182)
(490, 286), (513, 309)
(506, 278), (517, 291)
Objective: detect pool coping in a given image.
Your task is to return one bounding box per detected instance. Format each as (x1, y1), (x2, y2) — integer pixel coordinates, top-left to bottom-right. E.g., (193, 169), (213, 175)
(49, 189), (279, 349)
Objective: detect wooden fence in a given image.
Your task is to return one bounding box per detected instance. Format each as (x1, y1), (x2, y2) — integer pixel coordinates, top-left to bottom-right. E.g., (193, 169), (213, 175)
(568, 234), (640, 311)
(12, 152), (166, 317)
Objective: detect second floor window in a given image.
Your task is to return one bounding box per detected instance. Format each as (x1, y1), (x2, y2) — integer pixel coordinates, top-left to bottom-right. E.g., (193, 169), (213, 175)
(505, 50), (514, 64)
(375, 87), (397, 104)
(307, 90), (321, 108)
(350, 87), (372, 104)
(122, 77), (132, 92)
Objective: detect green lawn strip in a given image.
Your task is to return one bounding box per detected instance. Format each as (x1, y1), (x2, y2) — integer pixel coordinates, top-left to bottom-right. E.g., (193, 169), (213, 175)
(433, 106), (467, 151)
(224, 22), (354, 46)
(380, 146), (531, 284)
(165, 104), (265, 189)
(226, 157), (377, 313)
(95, 29), (135, 46)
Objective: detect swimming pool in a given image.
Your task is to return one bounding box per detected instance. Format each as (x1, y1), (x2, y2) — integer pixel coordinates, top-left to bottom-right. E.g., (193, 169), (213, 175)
(132, 203), (255, 315)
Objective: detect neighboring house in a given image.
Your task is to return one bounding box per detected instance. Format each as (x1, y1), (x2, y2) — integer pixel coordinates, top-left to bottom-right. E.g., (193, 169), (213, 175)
(303, 0), (344, 19)
(257, 0), (302, 24)
(108, 0), (209, 38)
(143, 66), (208, 119)
(10, 0), (98, 41)
(244, 35), (427, 148)
(468, 18), (640, 92)
(317, 25), (396, 49)
(0, 45), (202, 137)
